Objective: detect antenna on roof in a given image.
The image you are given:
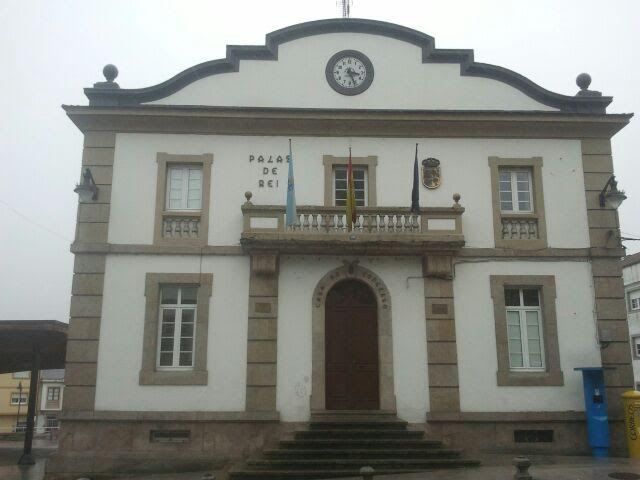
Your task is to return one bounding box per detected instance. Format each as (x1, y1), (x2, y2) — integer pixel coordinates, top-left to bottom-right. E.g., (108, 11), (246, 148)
(338, 0), (352, 18)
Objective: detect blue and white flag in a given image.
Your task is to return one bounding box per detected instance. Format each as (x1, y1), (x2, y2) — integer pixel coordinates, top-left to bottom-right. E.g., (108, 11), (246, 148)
(286, 138), (297, 227)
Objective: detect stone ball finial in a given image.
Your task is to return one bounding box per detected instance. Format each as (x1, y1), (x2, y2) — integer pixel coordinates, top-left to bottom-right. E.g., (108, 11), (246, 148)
(453, 193), (461, 204)
(103, 64), (118, 83)
(576, 72), (592, 91)
(244, 191), (253, 204)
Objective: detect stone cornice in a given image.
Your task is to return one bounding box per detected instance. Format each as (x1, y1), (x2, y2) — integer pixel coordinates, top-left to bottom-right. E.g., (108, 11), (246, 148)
(63, 105), (632, 139)
(83, 18), (612, 113)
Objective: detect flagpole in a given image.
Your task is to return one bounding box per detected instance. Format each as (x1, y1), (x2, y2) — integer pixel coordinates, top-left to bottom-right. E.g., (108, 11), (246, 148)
(411, 143), (420, 214)
(286, 138), (297, 229)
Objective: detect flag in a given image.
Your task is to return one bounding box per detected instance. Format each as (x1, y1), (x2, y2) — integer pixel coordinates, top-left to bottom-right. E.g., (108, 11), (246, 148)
(411, 143), (420, 214)
(286, 138), (297, 228)
(345, 147), (357, 231)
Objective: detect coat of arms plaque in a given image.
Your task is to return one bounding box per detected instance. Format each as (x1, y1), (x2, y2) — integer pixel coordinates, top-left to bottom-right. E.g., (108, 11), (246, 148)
(422, 158), (441, 189)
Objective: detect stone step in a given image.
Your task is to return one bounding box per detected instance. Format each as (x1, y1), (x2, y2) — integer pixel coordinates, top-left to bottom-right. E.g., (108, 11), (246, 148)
(309, 419), (408, 430)
(263, 448), (463, 459)
(294, 429), (424, 439)
(245, 458), (481, 470)
(279, 438), (444, 449)
(228, 468), (424, 480)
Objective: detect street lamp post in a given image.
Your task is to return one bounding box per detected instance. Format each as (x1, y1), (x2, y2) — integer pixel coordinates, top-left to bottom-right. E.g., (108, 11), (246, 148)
(15, 381), (23, 432)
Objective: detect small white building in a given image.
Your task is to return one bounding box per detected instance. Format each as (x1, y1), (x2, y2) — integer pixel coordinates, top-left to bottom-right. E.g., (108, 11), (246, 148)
(36, 369), (64, 434)
(50, 18), (633, 479)
(623, 253), (640, 389)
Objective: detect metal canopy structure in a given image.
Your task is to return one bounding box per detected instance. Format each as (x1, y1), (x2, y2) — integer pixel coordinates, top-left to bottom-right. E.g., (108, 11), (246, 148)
(0, 320), (67, 465)
(0, 320), (67, 374)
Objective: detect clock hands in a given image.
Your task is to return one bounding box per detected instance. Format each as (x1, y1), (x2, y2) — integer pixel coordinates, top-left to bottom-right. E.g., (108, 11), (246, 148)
(345, 67), (359, 86)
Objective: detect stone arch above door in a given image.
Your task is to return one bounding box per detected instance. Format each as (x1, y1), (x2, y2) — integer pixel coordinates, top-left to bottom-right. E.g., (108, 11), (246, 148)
(311, 262), (396, 412)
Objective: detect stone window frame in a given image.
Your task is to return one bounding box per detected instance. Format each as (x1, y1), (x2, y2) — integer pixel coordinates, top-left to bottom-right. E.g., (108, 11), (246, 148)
(139, 273), (212, 385)
(153, 153), (213, 246)
(490, 275), (563, 386)
(488, 156), (547, 250)
(323, 155), (377, 207)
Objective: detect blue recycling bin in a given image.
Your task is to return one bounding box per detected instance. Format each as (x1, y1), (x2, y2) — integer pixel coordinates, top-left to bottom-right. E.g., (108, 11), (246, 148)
(574, 367), (610, 457)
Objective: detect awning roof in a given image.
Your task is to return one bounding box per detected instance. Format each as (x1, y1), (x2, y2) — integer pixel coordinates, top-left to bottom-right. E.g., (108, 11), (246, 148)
(0, 320), (68, 374)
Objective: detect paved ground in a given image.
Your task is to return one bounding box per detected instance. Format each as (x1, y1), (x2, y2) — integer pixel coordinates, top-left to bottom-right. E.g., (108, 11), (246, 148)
(0, 439), (57, 480)
(1, 449), (639, 480)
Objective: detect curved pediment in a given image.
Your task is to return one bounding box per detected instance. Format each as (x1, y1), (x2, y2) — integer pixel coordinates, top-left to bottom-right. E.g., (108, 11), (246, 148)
(85, 18), (610, 113)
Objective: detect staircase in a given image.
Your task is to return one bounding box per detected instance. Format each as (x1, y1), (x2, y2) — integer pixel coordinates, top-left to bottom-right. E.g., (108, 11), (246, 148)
(229, 411), (480, 479)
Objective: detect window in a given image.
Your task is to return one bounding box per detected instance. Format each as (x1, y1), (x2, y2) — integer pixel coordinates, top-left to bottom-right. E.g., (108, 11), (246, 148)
(490, 275), (563, 386)
(629, 290), (640, 312)
(323, 155), (377, 207)
(489, 157), (547, 249)
(632, 336), (640, 359)
(334, 166), (367, 207)
(158, 286), (197, 369)
(12, 371), (29, 379)
(166, 166), (202, 211)
(45, 415), (59, 430)
(153, 153), (213, 246)
(47, 387), (61, 402)
(139, 273), (212, 386)
(10, 393), (27, 405)
(499, 169), (532, 213)
(505, 288), (544, 370)
(14, 420), (27, 433)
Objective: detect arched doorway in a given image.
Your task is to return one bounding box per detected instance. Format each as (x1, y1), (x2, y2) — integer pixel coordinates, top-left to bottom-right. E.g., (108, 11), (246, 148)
(325, 280), (380, 410)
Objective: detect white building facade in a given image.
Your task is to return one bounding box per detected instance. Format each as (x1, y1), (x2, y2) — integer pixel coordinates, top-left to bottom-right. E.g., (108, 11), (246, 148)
(50, 19), (633, 478)
(623, 253), (640, 389)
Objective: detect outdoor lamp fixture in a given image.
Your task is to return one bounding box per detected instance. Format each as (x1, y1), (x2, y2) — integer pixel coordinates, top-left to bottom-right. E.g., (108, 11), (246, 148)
(74, 168), (99, 201)
(599, 174), (627, 209)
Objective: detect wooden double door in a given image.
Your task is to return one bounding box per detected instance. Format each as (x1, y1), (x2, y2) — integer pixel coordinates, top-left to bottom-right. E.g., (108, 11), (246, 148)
(325, 280), (380, 410)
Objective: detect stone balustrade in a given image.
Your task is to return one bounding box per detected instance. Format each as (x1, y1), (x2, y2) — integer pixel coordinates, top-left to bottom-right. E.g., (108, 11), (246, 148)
(501, 216), (539, 240)
(162, 214), (201, 240)
(241, 192), (465, 255)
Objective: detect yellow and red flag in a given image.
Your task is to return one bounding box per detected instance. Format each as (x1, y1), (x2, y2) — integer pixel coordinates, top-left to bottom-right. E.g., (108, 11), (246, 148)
(346, 147), (357, 231)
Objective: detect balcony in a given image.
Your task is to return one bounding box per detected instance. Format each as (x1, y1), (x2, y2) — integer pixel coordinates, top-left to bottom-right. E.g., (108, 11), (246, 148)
(240, 192), (465, 255)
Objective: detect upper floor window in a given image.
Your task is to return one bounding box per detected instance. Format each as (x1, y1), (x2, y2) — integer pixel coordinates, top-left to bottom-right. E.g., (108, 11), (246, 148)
(505, 287), (544, 371)
(322, 155), (378, 207)
(10, 392), (27, 405)
(334, 166), (368, 207)
(499, 169), (533, 213)
(166, 166), (203, 211)
(12, 371), (29, 379)
(489, 157), (547, 249)
(154, 153), (213, 246)
(629, 290), (640, 312)
(158, 285), (198, 369)
(47, 387), (61, 402)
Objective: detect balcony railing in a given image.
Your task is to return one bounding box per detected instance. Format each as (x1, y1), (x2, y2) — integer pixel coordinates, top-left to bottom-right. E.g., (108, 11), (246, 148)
(241, 192), (465, 255)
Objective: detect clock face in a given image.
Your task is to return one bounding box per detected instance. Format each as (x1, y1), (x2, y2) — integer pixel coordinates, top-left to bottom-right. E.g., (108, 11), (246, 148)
(325, 50), (374, 96)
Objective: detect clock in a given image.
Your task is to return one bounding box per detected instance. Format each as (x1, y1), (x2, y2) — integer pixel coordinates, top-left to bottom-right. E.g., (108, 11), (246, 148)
(325, 50), (374, 96)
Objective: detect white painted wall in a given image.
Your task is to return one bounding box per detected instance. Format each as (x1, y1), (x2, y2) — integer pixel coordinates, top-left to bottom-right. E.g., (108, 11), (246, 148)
(277, 256), (428, 423)
(95, 254), (249, 411)
(109, 134), (589, 249)
(146, 33), (557, 112)
(623, 261), (640, 387)
(454, 260), (600, 412)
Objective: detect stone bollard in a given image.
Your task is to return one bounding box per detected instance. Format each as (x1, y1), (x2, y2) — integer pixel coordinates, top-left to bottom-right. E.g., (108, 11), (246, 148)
(513, 456), (532, 480)
(360, 465), (375, 480)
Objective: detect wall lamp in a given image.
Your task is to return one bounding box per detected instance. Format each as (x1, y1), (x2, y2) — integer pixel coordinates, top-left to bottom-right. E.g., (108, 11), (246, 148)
(74, 168), (99, 201)
(599, 175), (626, 209)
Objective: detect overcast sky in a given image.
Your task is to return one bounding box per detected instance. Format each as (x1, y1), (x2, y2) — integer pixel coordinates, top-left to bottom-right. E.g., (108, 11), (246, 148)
(1, 0), (638, 323)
